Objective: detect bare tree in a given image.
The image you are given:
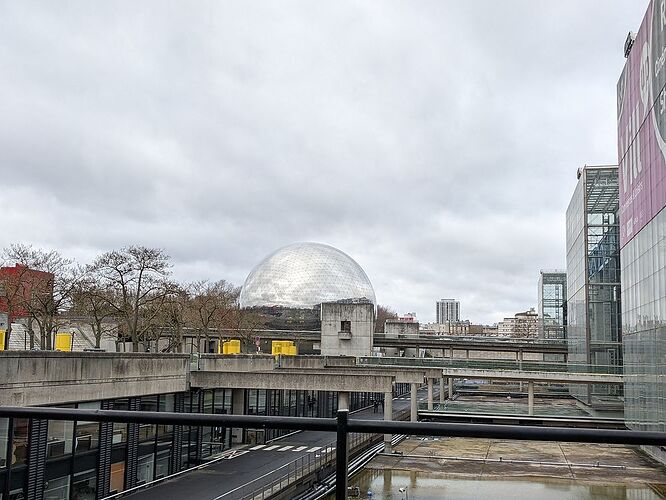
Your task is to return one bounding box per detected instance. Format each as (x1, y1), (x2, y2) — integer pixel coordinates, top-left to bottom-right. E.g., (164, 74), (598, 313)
(225, 305), (265, 352)
(88, 246), (174, 352)
(375, 304), (398, 333)
(187, 280), (239, 353)
(0, 254), (37, 349)
(70, 276), (118, 348)
(155, 284), (190, 353)
(2, 244), (82, 349)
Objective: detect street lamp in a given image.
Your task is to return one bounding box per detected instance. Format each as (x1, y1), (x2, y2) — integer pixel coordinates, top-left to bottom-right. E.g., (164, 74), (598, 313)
(398, 487), (408, 500)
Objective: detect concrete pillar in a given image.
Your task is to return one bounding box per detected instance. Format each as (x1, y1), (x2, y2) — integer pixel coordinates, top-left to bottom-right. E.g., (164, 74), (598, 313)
(410, 383), (418, 422)
(448, 377), (453, 399)
(231, 388), (245, 444)
(338, 391), (349, 411)
(427, 378), (434, 410)
(519, 351), (524, 392)
(465, 349), (470, 359)
(383, 390), (393, 453)
(528, 380), (534, 416)
(440, 377), (446, 405)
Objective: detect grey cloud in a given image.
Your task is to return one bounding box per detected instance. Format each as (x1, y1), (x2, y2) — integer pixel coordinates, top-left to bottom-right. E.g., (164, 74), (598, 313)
(0, 1), (646, 323)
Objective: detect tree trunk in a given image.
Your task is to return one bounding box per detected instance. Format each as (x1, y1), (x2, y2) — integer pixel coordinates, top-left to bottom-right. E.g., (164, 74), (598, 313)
(4, 321), (11, 350)
(27, 317), (34, 350)
(95, 320), (102, 348)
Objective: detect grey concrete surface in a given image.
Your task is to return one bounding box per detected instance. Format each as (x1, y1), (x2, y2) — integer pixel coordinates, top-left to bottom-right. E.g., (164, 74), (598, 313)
(0, 351), (189, 406)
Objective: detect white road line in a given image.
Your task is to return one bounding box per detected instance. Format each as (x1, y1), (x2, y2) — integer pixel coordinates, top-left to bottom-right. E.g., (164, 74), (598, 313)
(306, 446), (322, 453)
(292, 446), (307, 452)
(264, 445), (279, 451)
(248, 445), (266, 451)
(277, 445), (294, 452)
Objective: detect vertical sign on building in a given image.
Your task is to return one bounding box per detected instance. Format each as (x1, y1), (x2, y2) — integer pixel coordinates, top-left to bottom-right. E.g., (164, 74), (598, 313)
(618, 0), (666, 246)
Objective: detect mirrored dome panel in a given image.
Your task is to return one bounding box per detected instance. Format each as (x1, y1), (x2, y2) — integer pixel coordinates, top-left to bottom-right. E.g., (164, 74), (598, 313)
(239, 242), (376, 308)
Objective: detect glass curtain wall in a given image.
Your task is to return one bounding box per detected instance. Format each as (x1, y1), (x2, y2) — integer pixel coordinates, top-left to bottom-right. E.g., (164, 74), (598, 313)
(538, 271), (567, 340)
(566, 166), (622, 406)
(622, 207), (666, 458)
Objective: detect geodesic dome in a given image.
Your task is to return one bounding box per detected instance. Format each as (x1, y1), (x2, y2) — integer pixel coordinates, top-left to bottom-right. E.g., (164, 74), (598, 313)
(239, 242), (376, 309)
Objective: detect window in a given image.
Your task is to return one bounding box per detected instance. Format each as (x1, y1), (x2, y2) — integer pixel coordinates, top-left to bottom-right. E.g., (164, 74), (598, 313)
(75, 402), (100, 454)
(43, 475), (70, 500)
(137, 454), (154, 485)
(109, 461), (125, 494)
(11, 419), (29, 466)
(340, 321), (351, 333)
(0, 418), (8, 468)
(47, 420), (73, 458)
(155, 450), (170, 479)
(71, 469), (96, 500)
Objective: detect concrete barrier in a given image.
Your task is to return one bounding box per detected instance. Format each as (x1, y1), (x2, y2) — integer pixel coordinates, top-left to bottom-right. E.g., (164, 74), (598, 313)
(0, 351), (189, 406)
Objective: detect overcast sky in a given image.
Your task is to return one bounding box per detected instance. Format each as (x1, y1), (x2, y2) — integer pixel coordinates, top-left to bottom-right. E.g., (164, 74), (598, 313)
(0, 1), (647, 324)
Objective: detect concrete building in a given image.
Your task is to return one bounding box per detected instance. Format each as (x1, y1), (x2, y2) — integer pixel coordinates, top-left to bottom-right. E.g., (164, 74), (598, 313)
(436, 299), (460, 324)
(320, 301), (375, 356)
(565, 165), (622, 406)
(0, 352), (387, 499)
(497, 308), (538, 338)
(537, 270), (567, 340)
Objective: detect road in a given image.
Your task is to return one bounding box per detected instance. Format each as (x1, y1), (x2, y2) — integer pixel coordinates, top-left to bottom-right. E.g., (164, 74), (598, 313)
(125, 387), (433, 500)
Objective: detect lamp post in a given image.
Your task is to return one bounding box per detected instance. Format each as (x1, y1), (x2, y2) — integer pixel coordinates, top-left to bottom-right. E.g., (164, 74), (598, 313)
(399, 486), (409, 500)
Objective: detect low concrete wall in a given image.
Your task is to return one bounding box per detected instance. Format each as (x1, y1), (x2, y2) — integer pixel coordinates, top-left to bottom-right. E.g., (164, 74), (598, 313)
(440, 367), (623, 384)
(191, 370), (394, 393)
(198, 354), (275, 372)
(277, 355), (357, 369)
(0, 351), (189, 406)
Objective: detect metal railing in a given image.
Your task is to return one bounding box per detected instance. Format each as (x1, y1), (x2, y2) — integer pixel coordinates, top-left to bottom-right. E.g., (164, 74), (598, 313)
(358, 356), (623, 375)
(1, 406), (665, 500)
(373, 334), (568, 345)
(219, 432), (378, 500)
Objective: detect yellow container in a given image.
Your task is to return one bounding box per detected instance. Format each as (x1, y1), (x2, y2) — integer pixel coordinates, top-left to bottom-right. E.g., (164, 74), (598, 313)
(223, 339), (241, 355)
(0, 330), (5, 351)
(55, 332), (73, 352)
(272, 340), (296, 356)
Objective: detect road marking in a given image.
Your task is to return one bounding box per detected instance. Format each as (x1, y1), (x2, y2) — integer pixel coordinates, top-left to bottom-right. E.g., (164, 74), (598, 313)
(277, 445), (294, 451)
(249, 445), (266, 451)
(306, 446), (322, 452)
(292, 446), (307, 452)
(217, 449), (249, 460)
(264, 445), (279, 451)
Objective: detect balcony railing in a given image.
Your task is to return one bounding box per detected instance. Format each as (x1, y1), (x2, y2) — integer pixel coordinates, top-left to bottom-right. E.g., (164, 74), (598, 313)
(0, 406), (664, 500)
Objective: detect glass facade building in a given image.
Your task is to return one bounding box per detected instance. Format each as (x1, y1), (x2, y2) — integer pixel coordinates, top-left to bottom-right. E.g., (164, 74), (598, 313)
(565, 165), (622, 406)
(537, 270), (567, 340)
(622, 210), (666, 443)
(0, 388), (383, 499)
(617, 0), (666, 463)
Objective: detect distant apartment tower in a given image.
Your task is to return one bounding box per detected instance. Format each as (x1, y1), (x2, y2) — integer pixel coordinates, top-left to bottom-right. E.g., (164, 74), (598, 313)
(537, 270), (567, 339)
(565, 165), (621, 406)
(436, 299), (460, 324)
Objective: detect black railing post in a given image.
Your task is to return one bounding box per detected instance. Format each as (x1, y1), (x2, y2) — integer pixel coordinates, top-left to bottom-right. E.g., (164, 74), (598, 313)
(336, 409), (349, 500)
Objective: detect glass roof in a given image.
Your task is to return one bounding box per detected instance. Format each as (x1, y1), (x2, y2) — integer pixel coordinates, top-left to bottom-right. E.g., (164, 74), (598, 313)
(239, 242), (376, 308)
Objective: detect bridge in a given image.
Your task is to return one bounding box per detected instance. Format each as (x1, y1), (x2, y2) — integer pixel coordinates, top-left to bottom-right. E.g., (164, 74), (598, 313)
(208, 328), (569, 357)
